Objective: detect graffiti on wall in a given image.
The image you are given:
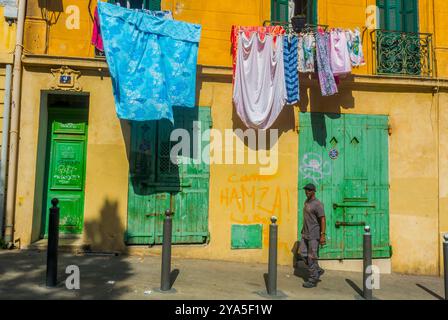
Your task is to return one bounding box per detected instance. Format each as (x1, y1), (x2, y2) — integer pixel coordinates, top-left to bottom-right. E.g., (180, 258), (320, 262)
(299, 152), (331, 186)
(220, 174), (294, 251)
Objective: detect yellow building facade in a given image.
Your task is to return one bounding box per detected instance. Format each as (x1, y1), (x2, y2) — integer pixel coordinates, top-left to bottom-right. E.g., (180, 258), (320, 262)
(6, 0), (448, 276)
(0, 3), (16, 151)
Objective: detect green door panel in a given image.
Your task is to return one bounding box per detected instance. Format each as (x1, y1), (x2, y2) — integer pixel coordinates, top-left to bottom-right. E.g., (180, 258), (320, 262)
(231, 224), (263, 249)
(49, 140), (86, 190)
(43, 108), (88, 236)
(298, 113), (390, 259)
(272, 0), (318, 24)
(127, 107), (211, 245)
(107, 0), (161, 10)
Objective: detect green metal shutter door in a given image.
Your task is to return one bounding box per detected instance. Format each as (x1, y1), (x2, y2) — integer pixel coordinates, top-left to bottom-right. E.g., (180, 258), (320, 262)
(174, 107), (211, 243)
(127, 107), (211, 245)
(298, 113), (391, 259)
(298, 113), (344, 259)
(127, 122), (157, 244)
(367, 116), (391, 257)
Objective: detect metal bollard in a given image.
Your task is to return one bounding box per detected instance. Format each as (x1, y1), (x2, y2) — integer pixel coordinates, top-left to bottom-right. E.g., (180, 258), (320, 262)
(267, 216), (278, 296)
(444, 234), (448, 300)
(363, 226), (372, 300)
(160, 209), (173, 291)
(46, 198), (60, 288)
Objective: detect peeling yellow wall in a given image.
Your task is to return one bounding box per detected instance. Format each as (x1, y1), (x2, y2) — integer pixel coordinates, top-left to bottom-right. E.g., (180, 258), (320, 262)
(0, 5), (15, 150)
(0, 5), (15, 63)
(24, 0), (96, 57)
(161, 0), (271, 67)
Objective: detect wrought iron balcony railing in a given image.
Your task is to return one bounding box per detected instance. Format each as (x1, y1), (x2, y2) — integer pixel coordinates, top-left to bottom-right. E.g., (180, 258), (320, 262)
(370, 29), (434, 78)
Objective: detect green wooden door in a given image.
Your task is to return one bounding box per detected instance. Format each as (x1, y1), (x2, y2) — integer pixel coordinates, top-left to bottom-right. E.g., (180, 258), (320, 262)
(42, 108), (89, 236)
(298, 113), (391, 259)
(127, 107), (211, 245)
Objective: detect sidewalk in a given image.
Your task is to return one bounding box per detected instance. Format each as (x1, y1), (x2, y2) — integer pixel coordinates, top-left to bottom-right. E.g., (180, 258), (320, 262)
(0, 250), (444, 300)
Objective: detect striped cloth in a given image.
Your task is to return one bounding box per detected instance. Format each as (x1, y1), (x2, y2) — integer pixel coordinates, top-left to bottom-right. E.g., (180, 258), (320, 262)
(283, 35), (300, 104)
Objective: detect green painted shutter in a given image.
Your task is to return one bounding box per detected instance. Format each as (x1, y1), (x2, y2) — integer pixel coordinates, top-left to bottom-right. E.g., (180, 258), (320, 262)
(377, 0), (418, 32)
(377, 0), (401, 31)
(272, 0), (289, 22)
(107, 0), (161, 10)
(144, 0), (161, 10)
(127, 107), (211, 245)
(298, 113), (391, 259)
(306, 0), (318, 24)
(272, 0), (317, 24)
(376, 0), (420, 75)
(401, 0), (418, 33)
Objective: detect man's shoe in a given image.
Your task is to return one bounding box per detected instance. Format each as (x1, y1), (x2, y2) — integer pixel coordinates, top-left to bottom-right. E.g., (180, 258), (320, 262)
(302, 281), (317, 288)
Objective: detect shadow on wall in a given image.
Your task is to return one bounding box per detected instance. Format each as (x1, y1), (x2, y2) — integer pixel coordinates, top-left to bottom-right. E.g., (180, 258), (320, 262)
(83, 198), (127, 252)
(37, 0), (63, 12)
(298, 74), (355, 146)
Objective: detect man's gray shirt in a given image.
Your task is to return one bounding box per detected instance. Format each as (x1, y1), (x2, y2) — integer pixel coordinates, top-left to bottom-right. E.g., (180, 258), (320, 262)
(301, 198), (325, 240)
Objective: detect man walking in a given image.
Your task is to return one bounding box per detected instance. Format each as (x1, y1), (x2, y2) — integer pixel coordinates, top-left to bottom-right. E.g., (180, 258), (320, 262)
(299, 183), (326, 288)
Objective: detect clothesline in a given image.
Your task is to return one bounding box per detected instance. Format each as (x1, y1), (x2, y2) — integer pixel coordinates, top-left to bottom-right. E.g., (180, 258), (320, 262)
(232, 23), (366, 130)
(262, 20), (368, 45)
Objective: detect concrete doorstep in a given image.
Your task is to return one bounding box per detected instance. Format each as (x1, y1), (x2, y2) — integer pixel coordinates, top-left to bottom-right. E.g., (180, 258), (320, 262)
(0, 250), (444, 300)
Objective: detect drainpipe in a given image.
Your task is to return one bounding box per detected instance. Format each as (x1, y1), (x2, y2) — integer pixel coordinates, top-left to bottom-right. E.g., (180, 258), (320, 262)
(4, 0), (27, 245)
(0, 64), (12, 238)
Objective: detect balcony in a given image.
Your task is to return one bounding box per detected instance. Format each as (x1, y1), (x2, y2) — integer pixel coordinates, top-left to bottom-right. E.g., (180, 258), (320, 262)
(370, 29), (434, 78)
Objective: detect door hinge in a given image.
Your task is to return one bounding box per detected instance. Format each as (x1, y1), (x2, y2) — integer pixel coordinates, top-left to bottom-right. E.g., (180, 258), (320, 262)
(388, 124), (392, 136)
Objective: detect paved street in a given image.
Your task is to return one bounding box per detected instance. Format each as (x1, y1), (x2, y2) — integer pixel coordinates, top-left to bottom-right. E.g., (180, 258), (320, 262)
(0, 250), (444, 300)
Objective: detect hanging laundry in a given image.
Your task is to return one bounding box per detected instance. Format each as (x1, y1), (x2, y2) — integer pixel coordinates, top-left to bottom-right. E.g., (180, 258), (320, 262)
(233, 33), (287, 130)
(316, 29), (338, 96)
(91, 6), (173, 53)
(97, 2), (201, 122)
(329, 29), (352, 76)
(91, 6), (104, 52)
(346, 28), (365, 67)
(231, 25), (285, 81)
(284, 35), (300, 104)
(298, 33), (316, 73)
(288, 0), (295, 21)
(141, 9), (173, 20)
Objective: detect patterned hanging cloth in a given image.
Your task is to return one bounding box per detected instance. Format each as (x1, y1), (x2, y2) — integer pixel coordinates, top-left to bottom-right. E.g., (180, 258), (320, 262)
(346, 28), (366, 67)
(329, 28), (352, 76)
(298, 33), (316, 73)
(97, 2), (201, 122)
(315, 29), (338, 96)
(283, 35), (300, 104)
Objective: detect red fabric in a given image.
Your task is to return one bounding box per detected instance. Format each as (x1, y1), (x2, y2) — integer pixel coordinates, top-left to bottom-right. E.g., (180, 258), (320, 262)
(91, 6), (104, 52)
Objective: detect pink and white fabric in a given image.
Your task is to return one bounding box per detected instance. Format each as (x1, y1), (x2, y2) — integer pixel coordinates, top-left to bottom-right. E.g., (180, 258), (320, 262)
(329, 29), (352, 76)
(233, 33), (287, 130)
